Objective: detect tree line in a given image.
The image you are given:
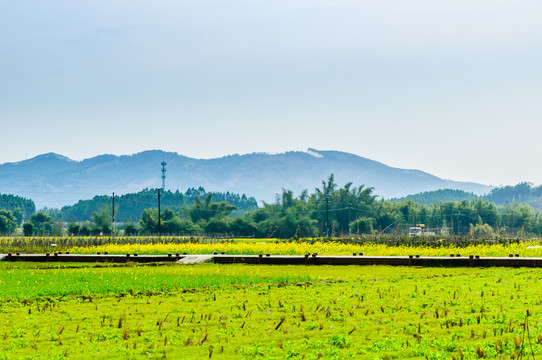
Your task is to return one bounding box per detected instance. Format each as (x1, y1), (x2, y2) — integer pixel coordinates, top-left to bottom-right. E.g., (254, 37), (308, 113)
(0, 194), (35, 221)
(393, 182), (542, 209)
(4, 177), (542, 237)
(48, 188), (258, 222)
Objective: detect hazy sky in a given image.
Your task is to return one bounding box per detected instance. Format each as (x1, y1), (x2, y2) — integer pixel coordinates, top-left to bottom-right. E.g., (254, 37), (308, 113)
(1, 0), (541, 187)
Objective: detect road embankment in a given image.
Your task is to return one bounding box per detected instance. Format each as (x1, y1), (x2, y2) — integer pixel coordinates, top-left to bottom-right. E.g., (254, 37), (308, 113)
(1, 253), (541, 267)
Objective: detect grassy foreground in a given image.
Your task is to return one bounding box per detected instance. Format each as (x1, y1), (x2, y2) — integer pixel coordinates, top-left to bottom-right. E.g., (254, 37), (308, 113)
(1, 264), (542, 359)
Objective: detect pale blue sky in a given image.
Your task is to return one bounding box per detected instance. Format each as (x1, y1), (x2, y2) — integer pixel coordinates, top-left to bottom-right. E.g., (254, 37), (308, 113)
(1, 0), (541, 186)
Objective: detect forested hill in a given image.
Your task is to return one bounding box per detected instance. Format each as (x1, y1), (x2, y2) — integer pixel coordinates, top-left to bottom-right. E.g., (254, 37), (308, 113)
(0, 149), (491, 208)
(391, 183), (542, 210)
(55, 188), (258, 223)
(0, 194), (35, 221)
(483, 182), (542, 208)
(391, 189), (479, 205)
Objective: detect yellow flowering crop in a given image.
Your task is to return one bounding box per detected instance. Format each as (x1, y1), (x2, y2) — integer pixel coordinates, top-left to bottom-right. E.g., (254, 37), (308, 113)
(3, 236), (542, 257)
(73, 240), (542, 257)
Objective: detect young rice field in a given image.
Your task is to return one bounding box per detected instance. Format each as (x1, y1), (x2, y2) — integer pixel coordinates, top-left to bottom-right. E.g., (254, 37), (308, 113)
(2, 261), (542, 359)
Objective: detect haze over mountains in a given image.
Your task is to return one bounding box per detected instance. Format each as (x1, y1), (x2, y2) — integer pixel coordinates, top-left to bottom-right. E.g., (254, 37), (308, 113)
(0, 149), (492, 209)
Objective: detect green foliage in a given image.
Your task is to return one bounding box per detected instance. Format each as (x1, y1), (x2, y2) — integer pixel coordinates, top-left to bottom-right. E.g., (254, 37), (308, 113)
(228, 216), (258, 237)
(0, 209), (18, 235)
(56, 188), (258, 222)
(139, 207), (201, 235)
(470, 223), (494, 237)
(240, 176), (542, 238)
(349, 217), (375, 235)
(162, 208), (197, 235)
(14, 177), (542, 238)
(29, 211), (54, 236)
(139, 208), (159, 235)
(175, 219), (200, 234)
(204, 217), (230, 234)
(482, 182), (542, 212)
(123, 222), (139, 236)
(309, 175), (377, 236)
(91, 206), (112, 235)
(485, 181), (535, 204)
(10, 208), (23, 225)
(67, 222), (81, 236)
(51, 220), (64, 236)
(185, 193), (237, 223)
(67, 222), (91, 236)
(22, 222), (33, 236)
(392, 189), (479, 205)
(136, 194), (241, 236)
(250, 189), (318, 238)
(126, 176), (542, 238)
(0, 193), (35, 221)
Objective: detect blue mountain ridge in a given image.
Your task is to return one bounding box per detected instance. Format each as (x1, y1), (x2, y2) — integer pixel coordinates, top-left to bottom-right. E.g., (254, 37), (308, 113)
(0, 149), (492, 209)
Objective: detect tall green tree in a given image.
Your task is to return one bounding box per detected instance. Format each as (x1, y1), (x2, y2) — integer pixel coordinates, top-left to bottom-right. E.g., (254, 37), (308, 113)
(332, 183), (376, 235)
(186, 194), (237, 223)
(0, 194), (35, 221)
(139, 207), (199, 235)
(91, 206), (112, 235)
(30, 211), (54, 235)
(0, 210), (18, 234)
(139, 208), (159, 235)
(313, 174), (337, 236)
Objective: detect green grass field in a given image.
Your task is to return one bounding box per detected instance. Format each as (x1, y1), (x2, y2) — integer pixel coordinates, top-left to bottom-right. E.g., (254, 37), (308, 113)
(2, 263), (542, 359)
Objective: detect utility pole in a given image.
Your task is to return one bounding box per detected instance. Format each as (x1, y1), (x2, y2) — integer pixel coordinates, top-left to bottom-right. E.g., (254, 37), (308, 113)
(112, 192), (115, 240)
(457, 213), (460, 236)
(325, 196), (330, 238)
(158, 189), (161, 238)
(348, 204), (351, 236)
(439, 204), (444, 235)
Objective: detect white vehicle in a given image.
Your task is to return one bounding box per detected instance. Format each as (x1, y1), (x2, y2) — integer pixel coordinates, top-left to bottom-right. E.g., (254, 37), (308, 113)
(409, 226), (423, 237)
(408, 224), (436, 237)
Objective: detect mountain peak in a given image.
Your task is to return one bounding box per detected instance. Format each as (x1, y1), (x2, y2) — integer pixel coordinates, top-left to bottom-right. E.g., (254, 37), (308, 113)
(32, 152), (72, 161)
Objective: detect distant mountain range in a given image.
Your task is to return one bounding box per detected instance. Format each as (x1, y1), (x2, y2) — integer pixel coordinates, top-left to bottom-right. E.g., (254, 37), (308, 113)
(0, 149), (492, 209)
